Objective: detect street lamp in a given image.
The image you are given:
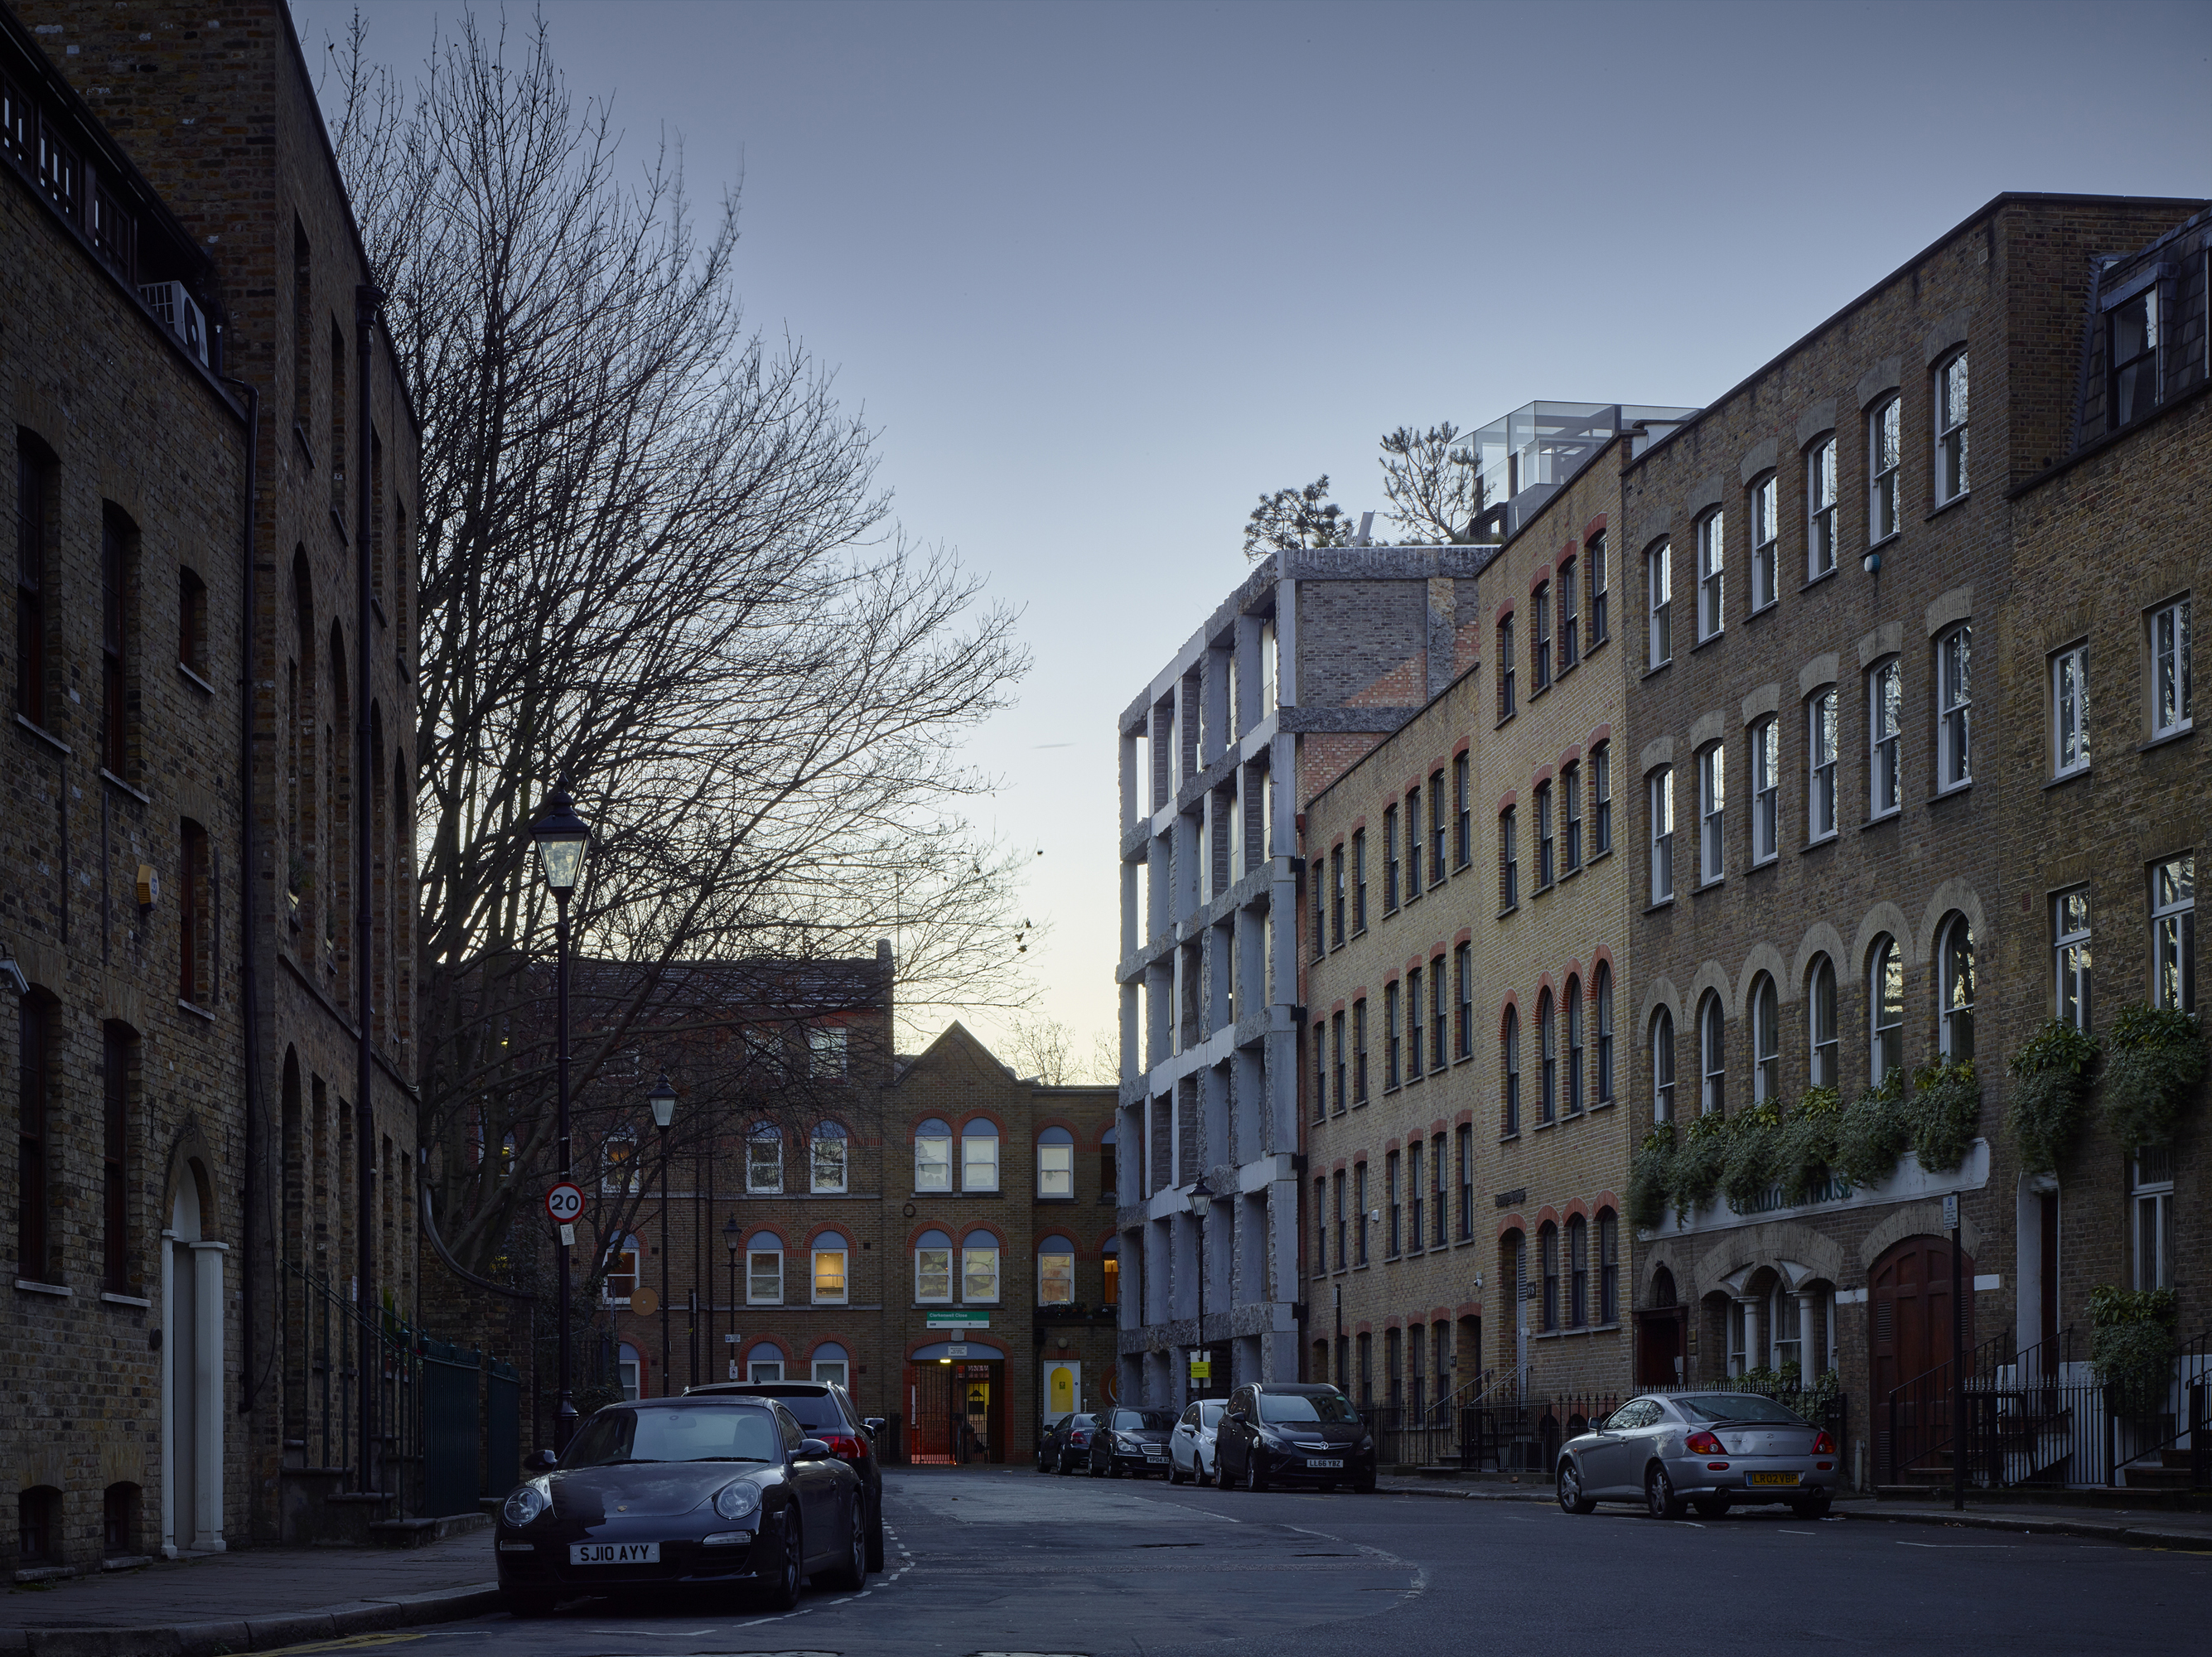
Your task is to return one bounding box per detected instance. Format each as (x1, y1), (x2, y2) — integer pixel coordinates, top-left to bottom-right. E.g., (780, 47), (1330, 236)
(531, 784), (591, 1452)
(1189, 1175), (1215, 1399)
(722, 1217), (743, 1381)
(648, 1072), (678, 1397)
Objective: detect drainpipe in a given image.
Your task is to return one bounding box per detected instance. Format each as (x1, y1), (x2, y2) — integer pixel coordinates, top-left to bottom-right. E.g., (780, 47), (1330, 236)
(355, 285), (384, 1496)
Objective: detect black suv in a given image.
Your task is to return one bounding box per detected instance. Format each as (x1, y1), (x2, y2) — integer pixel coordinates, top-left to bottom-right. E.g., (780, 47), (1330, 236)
(1214, 1383), (1375, 1492)
(689, 1380), (884, 1569)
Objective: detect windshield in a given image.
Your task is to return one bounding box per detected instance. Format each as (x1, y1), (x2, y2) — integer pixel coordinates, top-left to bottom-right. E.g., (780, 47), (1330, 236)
(566, 1404), (782, 1466)
(1258, 1392), (1359, 1425)
(724, 1387), (844, 1431)
(1198, 1401), (1226, 1427)
(1066, 1414), (1096, 1430)
(1673, 1394), (1811, 1427)
(1112, 1409), (1178, 1431)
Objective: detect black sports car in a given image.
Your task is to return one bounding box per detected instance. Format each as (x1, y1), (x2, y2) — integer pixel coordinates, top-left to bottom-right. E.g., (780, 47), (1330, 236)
(494, 1395), (868, 1616)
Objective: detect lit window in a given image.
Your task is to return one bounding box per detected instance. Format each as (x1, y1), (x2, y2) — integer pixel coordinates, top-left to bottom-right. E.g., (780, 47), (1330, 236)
(2150, 597), (2192, 739)
(1809, 955), (1838, 1089)
(914, 1229), (952, 1302)
(2152, 856), (2195, 1013)
(963, 1231), (1001, 1302)
(1938, 626), (1973, 790)
(1698, 993), (1725, 1117)
(810, 1123), (848, 1194)
(914, 1118), (953, 1192)
(1749, 474), (1778, 611)
(1038, 1239), (1075, 1305)
(1869, 659), (1901, 818)
(1647, 542), (1672, 668)
(1806, 436), (1838, 579)
(601, 1127), (638, 1195)
(1934, 351), (1969, 504)
(1809, 689), (1838, 840)
(604, 1234), (641, 1302)
(1101, 1239), (1118, 1307)
(746, 1236), (784, 1304)
(1696, 511), (1725, 640)
(2054, 888), (2091, 1031)
(1698, 745), (1725, 885)
(746, 1123), (782, 1194)
(1869, 935), (1904, 1083)
(1037, 1126), (1075, 1198)
(1939, 918), (1974, 1062)
(813, 1233), (849, 1303)
(1649, 766), (1674, 903)
(2051, 645), (2090, 776)
(1868, 396), (1901, 542)
(1749, 718), (1777, 864)
(962, 1120), (1000, 1191)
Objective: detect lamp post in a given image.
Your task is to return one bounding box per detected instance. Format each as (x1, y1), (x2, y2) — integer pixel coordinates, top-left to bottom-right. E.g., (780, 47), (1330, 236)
(723, 1217), (742, 1382)
(1189, 1175), (1215, 1399)
(649, 1073), (678, 1398)
(530, 785), (591, 1452)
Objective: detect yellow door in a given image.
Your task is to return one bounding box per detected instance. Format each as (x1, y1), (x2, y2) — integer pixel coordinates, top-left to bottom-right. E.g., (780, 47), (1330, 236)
(1047, 1361), (1079, 1417)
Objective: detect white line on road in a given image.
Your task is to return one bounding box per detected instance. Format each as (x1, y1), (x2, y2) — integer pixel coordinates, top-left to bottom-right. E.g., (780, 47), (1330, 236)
(1896, 1541), (2017, 1548)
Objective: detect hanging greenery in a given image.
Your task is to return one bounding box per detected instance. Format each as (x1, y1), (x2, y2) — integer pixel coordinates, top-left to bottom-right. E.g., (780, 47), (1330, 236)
(1628, 1123), (1677, 1231)
(1721, 1099), (1785, 1209)
(2100, 1003), (2205, 1151)
(1777, 1085), (1842, 1204)
(1670, 1109), (1730, 1212)
(1908, 1056), (1979, 1173)
(2089, 1284), (2181, 1421)
(2005, 1020), (2099, 1175)
(1833, 1073), (1909, 1189)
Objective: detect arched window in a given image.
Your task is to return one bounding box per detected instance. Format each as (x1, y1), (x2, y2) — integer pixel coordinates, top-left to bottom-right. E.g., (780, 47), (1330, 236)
(1594, 964), (1615, 1104)
(1101, 1234), (1119, 1308)
(914, 1118), (953, 1192)
(1538, 1221), (1560, 1332)
(809, 1122), (848, 1194)
(812, 1229), (849, 1303)
(1651, 1006), (1675, 1122)
(1564, 976), (1585, 1116)
(1538, 989), (1558, 1124)
(1696, 508), (1725, 640)
(962, 1119), (1000, 1192)
(914, 1229), (953, 1302)
(1699, 993), (1725, 1116)
(1869, 935), (1904, 1081)
(1566, 1213), (1589, 1327)
(1037, 1234), (1076, 1305)
(1501, 1007), (1521, 1136)
(746, 1122), (782, 1194)
(1100, 1125), (1118, 1204)
(1037, 1126), (1075, 1198)
(1940, 916), (1976, 1061)
(1596, 1209), (1620, 1324)
(1751, 974), (1780, 1104)
(101, 1482), (140, 1559)
(745, 1341), (785, 1384)
(745, 1231), (783, 1304)
(962, 1229), (1001, 1302)
(1808, 955), (1838, 1089)
(811, 1342), (851, 1388)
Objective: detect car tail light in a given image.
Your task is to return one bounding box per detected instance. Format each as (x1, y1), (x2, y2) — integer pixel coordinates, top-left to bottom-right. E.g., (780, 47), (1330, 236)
(1070, 1431), (1088, 1445)
(1812, 1431), (1836, 1455)
(1685, 1430), (1725, 1456)
(822, 1432), (867, 1461)
(1706, 1462), (1730, 1471)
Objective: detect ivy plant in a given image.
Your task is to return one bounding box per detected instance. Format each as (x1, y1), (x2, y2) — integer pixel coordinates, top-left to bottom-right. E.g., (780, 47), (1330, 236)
(2006, 1020), (2099, 1176)
(2100, 1003), (2205, 1151)
(1777, 1085), (1842, 1204)
(1909, 1056), (1979, 1173)
(1628, 1123), (1677, 1231)
(1833, 1072), (1909, 1189)
(1721, 1100), (1785, 1210)
(2089, 1284), (2181, 1421)
(1670, 1109), (1730, 1213)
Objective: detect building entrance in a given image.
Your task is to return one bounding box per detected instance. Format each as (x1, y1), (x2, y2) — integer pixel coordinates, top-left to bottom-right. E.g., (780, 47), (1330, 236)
(906, 1350), (1006, 1463)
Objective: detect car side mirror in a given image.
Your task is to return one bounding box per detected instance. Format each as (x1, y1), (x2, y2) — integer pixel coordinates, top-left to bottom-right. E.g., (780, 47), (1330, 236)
(862, 1418), (886, 1437)
(524, 1448), (558, 1473)
(794, 1437), (834, 1461)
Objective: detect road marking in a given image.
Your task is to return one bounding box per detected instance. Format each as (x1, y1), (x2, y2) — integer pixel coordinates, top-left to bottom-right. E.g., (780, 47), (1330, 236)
(1897, 1541), (2016, 1548)
(252, 1638), (427, 1656)
(1778, 1529), (1819, 1535)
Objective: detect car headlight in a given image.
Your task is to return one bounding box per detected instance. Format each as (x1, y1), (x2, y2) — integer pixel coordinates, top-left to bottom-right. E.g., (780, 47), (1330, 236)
(502, 1481), (549, 1527)
(1359, 1437), (1374, 1452)
(712, 1480), (761, 1522)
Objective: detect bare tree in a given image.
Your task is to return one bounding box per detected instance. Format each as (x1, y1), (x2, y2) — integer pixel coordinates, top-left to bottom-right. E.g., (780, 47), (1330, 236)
(326, 13), (1031, 1278)
(1001, 1012), (1077, 1085)
(1379, 423), (1485, 543)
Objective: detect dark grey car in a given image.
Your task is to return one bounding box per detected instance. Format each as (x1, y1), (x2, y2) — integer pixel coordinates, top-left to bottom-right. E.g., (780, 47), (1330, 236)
(1087, 1408), (1178, 1477)
(1557, 1392), (1839, 1519)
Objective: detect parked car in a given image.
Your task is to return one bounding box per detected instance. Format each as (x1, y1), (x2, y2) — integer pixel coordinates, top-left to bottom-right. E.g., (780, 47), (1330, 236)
(1215, 1384), (1376, 1492)
(688, 1379), (885, 1570)
(1087, 1407), (1180, 1477)
(1167, 1398), (1227, 1486)
(494, 1395), (867, 1618)
(1036, 1413), (1099, 1474)
(1555, 1392), (1839, 1519)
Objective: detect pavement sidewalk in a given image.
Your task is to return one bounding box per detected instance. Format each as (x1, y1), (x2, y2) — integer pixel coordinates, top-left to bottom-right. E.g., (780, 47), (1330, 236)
(0, 1532), (502, 1657)
(1372, 1471), (2212, 1551)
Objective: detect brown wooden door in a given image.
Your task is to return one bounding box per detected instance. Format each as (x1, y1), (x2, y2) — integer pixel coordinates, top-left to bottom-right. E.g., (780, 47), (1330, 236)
(1870, 1234), (1975, 1479)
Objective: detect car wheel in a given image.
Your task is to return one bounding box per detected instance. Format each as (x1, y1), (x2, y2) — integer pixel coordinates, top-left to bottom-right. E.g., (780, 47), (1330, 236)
(1791, 1494), (1833, 1519)
(502, 1590), (558, 1619)
(1168, 1457), (1186, 1486)
(1558, 1461), (1596, 1515)
(866, 1499), (886, 1572)
(1645, 1463), (1685, 1520)
(1196, 1455), (1212, 1488)
(1693, 1499), (1729, 1519)
(1247, 1453), (1268, 1493)
(757, 1515), (803, 1611)
(822, 1498), (867, 1591)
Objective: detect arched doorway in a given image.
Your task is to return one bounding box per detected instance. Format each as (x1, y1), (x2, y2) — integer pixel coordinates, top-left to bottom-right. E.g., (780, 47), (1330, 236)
(1635, 1265), (1686, 1387)
(163, 1166), (225, 1554)
(1869, 1233), (1975, 1484)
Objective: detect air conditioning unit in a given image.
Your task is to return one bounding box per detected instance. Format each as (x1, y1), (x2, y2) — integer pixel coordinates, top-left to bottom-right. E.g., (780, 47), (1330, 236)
(138, 281), (206, 366)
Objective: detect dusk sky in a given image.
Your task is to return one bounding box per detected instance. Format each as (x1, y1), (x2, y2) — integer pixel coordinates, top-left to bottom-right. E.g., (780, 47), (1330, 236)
(296, 0), (2212, 1067)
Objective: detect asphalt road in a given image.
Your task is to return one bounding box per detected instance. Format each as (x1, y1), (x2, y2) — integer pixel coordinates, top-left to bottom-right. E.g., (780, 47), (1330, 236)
(262, 1466), (2210, 1657)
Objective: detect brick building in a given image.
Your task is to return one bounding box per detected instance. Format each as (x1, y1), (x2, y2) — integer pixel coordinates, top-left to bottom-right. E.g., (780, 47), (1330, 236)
(18, 0), (427, 1543)
(1617, 192), (2203, 1492)
(4, 0), (252, 1572)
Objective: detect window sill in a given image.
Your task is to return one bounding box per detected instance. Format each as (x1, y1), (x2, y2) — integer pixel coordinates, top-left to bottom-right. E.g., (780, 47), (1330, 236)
(1692, 876), (1726, 894)
(177, 662), (217, 697)
(14, 1279), (70, 1297)
(1558, 863), (1582, 883)
(101, 1291), (152, 1307)
(1801, 832), (1838, 853)
(1495, 709), (1517, 727)
(1591, 1096), (1616, 1111)
(1929, 781), (1973, 804)
(1746, 855), (1778, 876)
(1534, 1118), (1556, 1133)
(2043, 766), (2091, 791)
(1588, 844), (1614, 866)
(102, 767), (152, 804)
(1035, 1195), (1077, 1204)
(1925, 490), (1970, 522)
(293, 422), (316, 468)
(1867, 529), (1901, 555)
(1644, 897), (1674, 914)
(15, 713), (70, 756)
(1530, 680), (1552, 700)
(2139, 725), (2195, 755)
(1691, 630), (1726, 654)
(1860, 811), (1900, 833)
(1498, 1132), (1521, 1144)
(330, 507), (350, 545)
(1534, 880), (1555, 899)
(1497, 903), (1519, 920)
(1641, 659), (1673, 681)
(1800, 566), (1839, 594)
(1747, 598), (1779, 622)
(177, 998), (216, 1022)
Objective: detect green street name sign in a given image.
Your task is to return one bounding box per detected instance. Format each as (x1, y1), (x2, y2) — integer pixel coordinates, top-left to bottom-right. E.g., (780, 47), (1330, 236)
(925, 1311), (991, 1328)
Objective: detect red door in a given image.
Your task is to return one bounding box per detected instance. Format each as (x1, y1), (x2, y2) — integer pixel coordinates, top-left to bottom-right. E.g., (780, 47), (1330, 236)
(1870, 1234), (1975, 1481)
(1634, 1308), (1686, 1388)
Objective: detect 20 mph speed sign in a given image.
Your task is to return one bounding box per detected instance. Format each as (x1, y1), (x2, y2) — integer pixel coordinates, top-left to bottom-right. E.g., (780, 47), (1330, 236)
(545, 1182), (586, 1225)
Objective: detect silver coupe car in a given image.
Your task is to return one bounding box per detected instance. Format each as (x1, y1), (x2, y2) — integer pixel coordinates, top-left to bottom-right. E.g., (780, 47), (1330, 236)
(1556, 1392), (1838, 1519)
